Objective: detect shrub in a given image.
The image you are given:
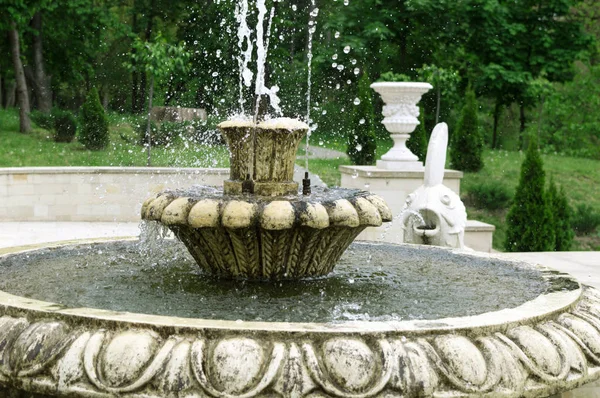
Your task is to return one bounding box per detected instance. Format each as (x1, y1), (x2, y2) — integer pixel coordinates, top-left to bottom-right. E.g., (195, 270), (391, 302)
(347, 72), (377, 165)
(80, 88), (109, 150)
(137, 120), (186, 147)
(30, 110), (55, 130)
(407, 106), (428, 162)
(465, 181), (512, 211)
(450, 89), (484, 172)
(547, 177), (574, 251)
(572, 204), (600, 236)
(52, 109), (77, 143)
(187, 115), (224, 145)
(505, 136), (555, 252)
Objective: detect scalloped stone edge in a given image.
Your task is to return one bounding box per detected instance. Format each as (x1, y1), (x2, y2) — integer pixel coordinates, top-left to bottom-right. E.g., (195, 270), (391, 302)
(141, 191), (392, 231)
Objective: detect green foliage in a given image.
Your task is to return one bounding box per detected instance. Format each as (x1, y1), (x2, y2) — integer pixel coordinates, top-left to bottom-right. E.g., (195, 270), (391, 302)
(572, 204), (600, 236)
(377, 72), (411, 82)
(79, 88), (109, 151)
(407, 106), (427, 162)
(187, 116), (224, 145)
(505, 137), (555, 252)
(137, 121), (188, 147)
(465, 182), (512, 211)
(30, 111), (54, 131)
(547, 178), (574, 251)
(450, 89), (484, 172)
(537, 64), (600, 159)
(347, 72), (377, 165)
(52, 109), (77, 143)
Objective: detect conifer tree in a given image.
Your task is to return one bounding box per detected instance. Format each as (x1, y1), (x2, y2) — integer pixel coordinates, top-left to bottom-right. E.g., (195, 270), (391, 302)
(450, 89), (484, 172)
(407, 106), (427, 162)
(505, 136), (555, 252)
(547, 177), (574, 251)
(347, 72), (377, 165)
(80, 88), (109, 150)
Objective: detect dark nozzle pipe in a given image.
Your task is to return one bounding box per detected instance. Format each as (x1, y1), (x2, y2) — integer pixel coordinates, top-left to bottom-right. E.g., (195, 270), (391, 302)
(302, 172), (311, 196)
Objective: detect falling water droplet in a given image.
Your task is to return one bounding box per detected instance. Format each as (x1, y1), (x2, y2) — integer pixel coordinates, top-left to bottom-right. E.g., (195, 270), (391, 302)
(353, 98), (361, 105)
(344, 0), (349, 5)
(332, 62), (337, 68)
(337, 64), (344, 71)
(351, 58), (357, 65)
(354, 67), (360, 75)
(322, 110), (327, 115)
(334, 31), (341, 39)
(212, 71), (219, 77)
(319, 140), (324, 146)
(292, 4), (297, 11)
(355, 144), (363, 151)
(343, 46), (351, 53)
(347, 79), (352, 84)
(359, 118), (365, 124)
(332, 54), (338, 60)
(335, 83), (341, 89)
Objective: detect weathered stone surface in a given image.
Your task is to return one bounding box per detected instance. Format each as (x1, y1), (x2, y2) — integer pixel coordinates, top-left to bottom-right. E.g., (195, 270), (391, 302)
(142, 188), (391, 280)
(1, 261), (600, 397)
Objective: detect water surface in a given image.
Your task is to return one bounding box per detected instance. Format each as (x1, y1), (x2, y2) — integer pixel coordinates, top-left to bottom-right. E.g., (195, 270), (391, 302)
(0, 240), (547, 323)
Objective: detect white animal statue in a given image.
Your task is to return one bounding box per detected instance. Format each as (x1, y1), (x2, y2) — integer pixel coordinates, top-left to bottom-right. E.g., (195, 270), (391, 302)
(401, 123), (467, 248)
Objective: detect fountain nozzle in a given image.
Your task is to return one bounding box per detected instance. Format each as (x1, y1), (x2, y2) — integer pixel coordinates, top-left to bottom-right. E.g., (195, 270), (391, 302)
(242, 173), (255, 194)
(302, 172), (311, 196)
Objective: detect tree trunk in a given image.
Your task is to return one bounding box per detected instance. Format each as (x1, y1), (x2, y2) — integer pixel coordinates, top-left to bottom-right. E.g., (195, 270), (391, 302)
(8, 23), (31, 133)
(146, 75), (154, 167)
(519, 103), (526, 150)
(31, 12), (52, 112)
(492, 99), (502, 149)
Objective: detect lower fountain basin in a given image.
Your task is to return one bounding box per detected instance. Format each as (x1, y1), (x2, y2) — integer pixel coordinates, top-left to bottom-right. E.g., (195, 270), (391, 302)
(0, 239), (599, 397)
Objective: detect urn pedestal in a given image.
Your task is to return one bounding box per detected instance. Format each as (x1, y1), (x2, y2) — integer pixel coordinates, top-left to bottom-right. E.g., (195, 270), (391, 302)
(370, 82), (433, 171)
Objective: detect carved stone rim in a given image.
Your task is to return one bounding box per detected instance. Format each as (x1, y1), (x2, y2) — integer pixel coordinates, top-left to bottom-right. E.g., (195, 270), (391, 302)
(0, 239), (582, 335)
(370, 81), (433, 92)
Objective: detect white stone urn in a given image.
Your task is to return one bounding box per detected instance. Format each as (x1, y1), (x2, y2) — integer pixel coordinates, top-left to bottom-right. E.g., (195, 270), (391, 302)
(370, 82), (432, 170)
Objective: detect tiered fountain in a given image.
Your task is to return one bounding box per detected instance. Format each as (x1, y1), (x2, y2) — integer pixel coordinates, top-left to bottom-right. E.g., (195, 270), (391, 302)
(2, 2), (600, 397)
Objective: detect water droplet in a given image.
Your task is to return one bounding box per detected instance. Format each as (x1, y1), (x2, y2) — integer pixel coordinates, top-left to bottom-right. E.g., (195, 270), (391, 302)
(212, 71), (219, 77)
(322, 110), (327, 115)
(353, 98), (361, 105)
(359, 118), (365, 124)
(334, 31), (341, 39)
(291, 4), (297, 11)
(343, 46), (351, 53)
(364, 182), (370, 189)
(335, 83), (341, 89)
(337, 64), (344, 71)
(344, 0), (349, 5)
(355, 144), (363, 151)
(351, 58), (357, 65)
(347, 79), (352, 84)
(352, 171), (358, 179)
(332, 53), (338, 60)
(332, 62), (337, 68)
(348, 278), (355, 284)
(319, 140), (324, 145)
(354, 67), (360, 75)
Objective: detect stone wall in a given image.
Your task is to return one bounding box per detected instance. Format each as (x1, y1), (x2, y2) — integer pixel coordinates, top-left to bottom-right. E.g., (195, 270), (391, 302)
(0, 167), (228, 222)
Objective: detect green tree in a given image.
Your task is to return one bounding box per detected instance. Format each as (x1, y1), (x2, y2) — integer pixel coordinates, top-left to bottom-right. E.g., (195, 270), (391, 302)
(505, 136), (555, 252)
(347, 72), (377, 165)
(407, 106), (428, 162)
(80, 87), (109, 150)
(450, 89), (483, 172)
(126, 33), (190, 165)
(547, 177), (574, 251)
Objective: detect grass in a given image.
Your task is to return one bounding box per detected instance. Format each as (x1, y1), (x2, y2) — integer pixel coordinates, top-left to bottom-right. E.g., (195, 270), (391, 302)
(0, 108), (229, 168)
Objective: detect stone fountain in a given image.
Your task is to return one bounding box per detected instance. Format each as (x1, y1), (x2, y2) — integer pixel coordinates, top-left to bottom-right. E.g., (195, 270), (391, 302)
(141, 117), (391, 280)
(2, 3), (600, 397)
